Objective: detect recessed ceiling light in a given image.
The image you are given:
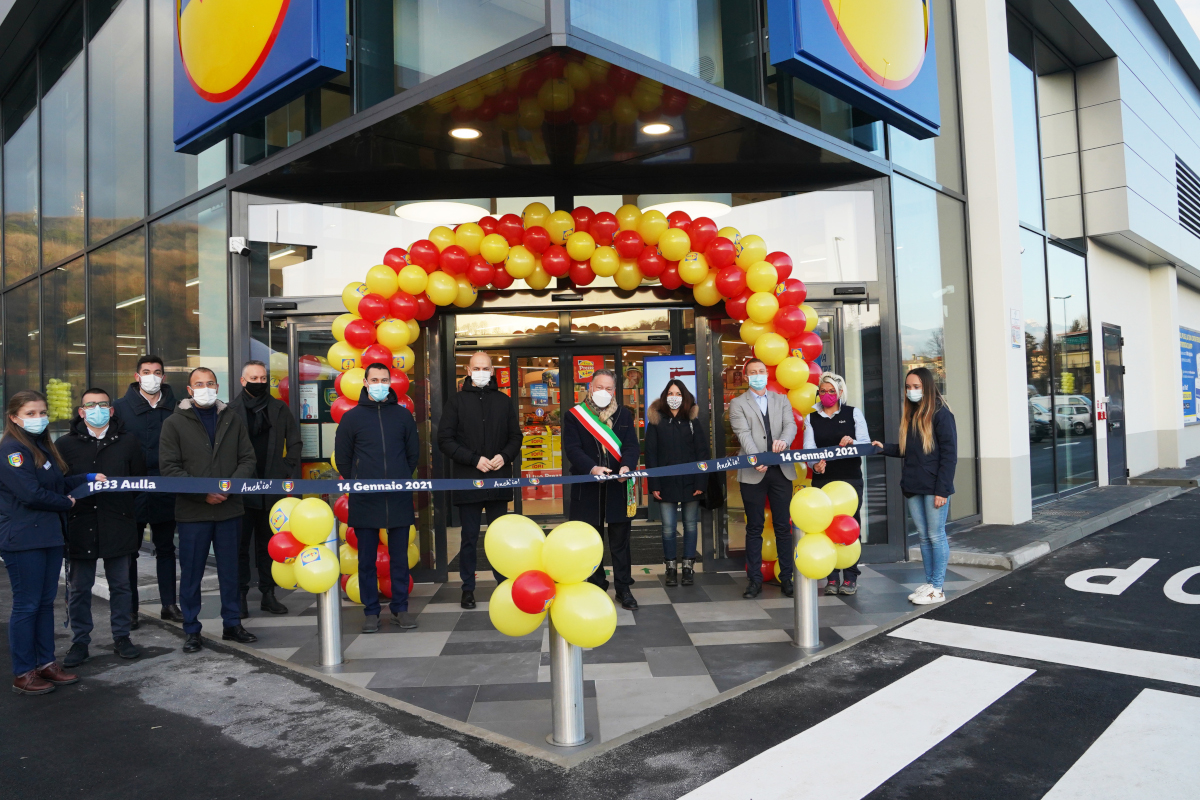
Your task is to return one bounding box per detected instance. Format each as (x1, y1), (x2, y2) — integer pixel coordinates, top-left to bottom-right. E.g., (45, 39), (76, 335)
(641, 122), (672, 135)
(641, 200), (732, 219)
(395, 201), (490, 224)
(450, 127), (482, 140)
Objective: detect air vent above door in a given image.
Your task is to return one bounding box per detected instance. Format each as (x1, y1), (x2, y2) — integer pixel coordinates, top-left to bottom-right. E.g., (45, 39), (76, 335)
(1177, 157), (1200, 239)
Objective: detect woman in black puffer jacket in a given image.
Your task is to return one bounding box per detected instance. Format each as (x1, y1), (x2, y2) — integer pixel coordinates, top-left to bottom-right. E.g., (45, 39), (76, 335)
(645, 380), (709, 586)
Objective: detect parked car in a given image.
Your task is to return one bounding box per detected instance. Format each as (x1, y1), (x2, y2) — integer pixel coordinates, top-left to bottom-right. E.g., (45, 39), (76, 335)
(1055, 404), (1093, 436)
(1029, 401), (1052, 443)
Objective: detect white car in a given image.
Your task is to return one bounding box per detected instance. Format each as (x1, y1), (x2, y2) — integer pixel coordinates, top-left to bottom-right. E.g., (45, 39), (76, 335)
(1055, 404), (1093, 435)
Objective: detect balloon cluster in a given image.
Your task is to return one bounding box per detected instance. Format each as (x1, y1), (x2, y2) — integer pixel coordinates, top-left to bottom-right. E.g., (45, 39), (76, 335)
(45, 379), (74, 422)
(484, 515), (617, 648)
(329, 494), (419, 602)
(266, 497), (341, 594)
(788, 482), (862, 579)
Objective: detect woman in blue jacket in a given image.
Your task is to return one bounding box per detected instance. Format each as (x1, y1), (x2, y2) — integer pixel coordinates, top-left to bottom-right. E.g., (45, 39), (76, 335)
(0, 390), (103, 694)
(873, 367), (957, 606)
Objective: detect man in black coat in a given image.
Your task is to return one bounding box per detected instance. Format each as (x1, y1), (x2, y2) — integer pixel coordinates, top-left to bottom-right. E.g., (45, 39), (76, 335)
(562, 368), (641, 610)
(57, 388), (147, 667)
(437, 352), (521, 609)
(228, 359), (302, 617)
(334, 362), (421, 634)
(113, 354), (182, 624)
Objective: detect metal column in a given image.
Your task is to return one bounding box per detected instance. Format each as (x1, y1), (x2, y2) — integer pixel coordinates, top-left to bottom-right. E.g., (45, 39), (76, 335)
(547, 620), (591, 746)
(316, 521), (344, 667)
(791, 530), (823, 650)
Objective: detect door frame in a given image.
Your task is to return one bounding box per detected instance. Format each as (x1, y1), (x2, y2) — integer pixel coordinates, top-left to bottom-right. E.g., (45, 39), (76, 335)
(1101, 322), (1127, 485)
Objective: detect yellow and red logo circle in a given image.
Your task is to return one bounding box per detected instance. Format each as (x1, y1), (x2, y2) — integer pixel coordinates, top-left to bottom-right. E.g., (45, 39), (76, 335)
(823, 0), (929, 90)
(177, 0), (291, 103)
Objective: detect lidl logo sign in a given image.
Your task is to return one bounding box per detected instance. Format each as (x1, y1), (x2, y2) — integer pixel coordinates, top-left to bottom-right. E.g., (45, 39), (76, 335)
(282, 481), (295, 492)
(219, 480), (232, 491)
(7, 453), (22, 468)
(174, 0), (346, 154)
(767, 0), (940, 138)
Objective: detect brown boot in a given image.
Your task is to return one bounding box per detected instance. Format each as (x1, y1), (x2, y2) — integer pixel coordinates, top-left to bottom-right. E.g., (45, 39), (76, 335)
(35, 661), (79, 686)
(12, 670), (56, 695)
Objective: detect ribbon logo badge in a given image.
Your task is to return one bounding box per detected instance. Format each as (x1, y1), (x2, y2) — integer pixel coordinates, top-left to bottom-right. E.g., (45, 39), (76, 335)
(219, 480), (232, 491)
(473, 480), (484, 488)
(747, 456), (758, 466)
(697, 462), (708, 471)
(282, 480), (294, 492)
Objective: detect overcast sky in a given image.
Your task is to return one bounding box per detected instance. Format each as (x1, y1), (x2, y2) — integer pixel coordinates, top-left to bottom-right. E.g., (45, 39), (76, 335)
(1180, 0), (1200, 37)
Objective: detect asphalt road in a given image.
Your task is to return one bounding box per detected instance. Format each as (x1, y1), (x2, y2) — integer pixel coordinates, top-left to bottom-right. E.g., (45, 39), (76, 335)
(3, 490), (1198, 799)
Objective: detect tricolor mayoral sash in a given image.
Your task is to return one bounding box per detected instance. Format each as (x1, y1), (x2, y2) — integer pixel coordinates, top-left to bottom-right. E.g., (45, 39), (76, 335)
(569, 403), (636, 516)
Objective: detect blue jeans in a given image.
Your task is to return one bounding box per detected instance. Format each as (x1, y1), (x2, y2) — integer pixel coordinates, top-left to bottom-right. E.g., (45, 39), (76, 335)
(178, 519), (242, 634)
(356, 526), (410, 616)
(660, 500), (700, 560)
(907, 494), (950, 590)
(3, 546), (63, 675)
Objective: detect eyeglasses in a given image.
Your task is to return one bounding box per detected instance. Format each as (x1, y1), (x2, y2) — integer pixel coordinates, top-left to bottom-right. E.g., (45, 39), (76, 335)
(82, 401), (111, 409)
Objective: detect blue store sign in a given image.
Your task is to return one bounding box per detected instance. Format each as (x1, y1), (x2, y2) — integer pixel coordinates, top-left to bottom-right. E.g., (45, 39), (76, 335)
(174, 0), (346, 154)
(767, 0), (940, 138)
(1182, 327), (1200, 424)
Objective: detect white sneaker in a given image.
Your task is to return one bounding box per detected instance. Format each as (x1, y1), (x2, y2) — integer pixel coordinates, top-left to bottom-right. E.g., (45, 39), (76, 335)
(911, 589), (945, 605)
(907, 583), (934, 601)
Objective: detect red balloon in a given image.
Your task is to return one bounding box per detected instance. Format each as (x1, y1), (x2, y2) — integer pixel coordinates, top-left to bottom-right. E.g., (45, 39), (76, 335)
(589, 82), (615, 110)
(361, 343), (394, 369)
(571, 206), (594, 234)
(497, 214), (525, 246)
(388, 292), (417, 321)
(357, 294), (388, 323)
(666, 210), (692, 230)
(541, 244), (570, 277)
(607, 65), (637, 93)
(490, 268), (515, 289)
(439, 245), (470, 275)
(661, 86), (688, 116)
(397, 393), (415, 413)
(298, 354), (323, 381)
(613, 229), (644, 259)
(766, 252), (793, 282)
(826, 514), (861, 546)
(748, 560), (777, 584)
(725, 288), (752, 321)
(568, 259), (595, 286)
(376, 544), (390, 574)
(773, 305), (806, 338)
(523, 226), (550, 254)
(686, 217), (718, 252)
(408, 240), (440, 272)
(340, 573), (350, 592)
(571, 100), (597, 126)
(276, 376), (289, 405)
(797, 331), (823, 362)
(390, 369), (410, 397)
(413, 293), (435, 321)
(378, 573), (392, 599)
(409, 574), (414, 593)
(474, 95), (498, 122)
(766, 379), (787, 395)
(334, 371), (345, 397)
(495, 90), (519, 115)
(517, 69), (545, 98)
(511, 570), (557, 614)
(345, 526), (357, 548)
(791, 410), (806, 450)
(330, 396), (357, 423)
(590, 212), (619, 245)
(343, 318), (377, 349)
(775, 278), (807, 307)
(268, 531), (304, 563)
(334, 494), (349, 523)
(478, 216), (498, 235)
(659, 261), (683, 290)
(466, 254), (495, 287)
(766, 365), (777, 381)
(383, 247), (408, 272)
(539, 52), (567, 78)
(705, 236), (736, 269)
(808, 359), (823, 386)
(714, 265), (746, 298)
(637, 246), (666, 278)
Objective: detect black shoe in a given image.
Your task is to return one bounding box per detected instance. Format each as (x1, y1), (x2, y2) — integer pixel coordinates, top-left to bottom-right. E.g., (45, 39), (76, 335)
(160, 604), (184, 622)
(222, 625), (258, 644)
(182, 633), (203, 653)
(391, 612), (419, 629)
(114, 637), (141, 659)
(461, 590), (476, 609)
(742, 583), (762, 599)
(618, 593), (639, 611)
(681, 558), (695, 586)
(362, 615), (380, 634)
(129, 615), (140, 631)
(664, 561), (678, 587)
(781, 578), (794, 598)
(260, 589), (289, 615)
(63, 642), (90, 669)
(239, 590), (250, 619)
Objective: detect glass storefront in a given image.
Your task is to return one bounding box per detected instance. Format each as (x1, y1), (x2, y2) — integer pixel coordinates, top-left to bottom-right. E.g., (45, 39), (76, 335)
(4, 64), (38, 286)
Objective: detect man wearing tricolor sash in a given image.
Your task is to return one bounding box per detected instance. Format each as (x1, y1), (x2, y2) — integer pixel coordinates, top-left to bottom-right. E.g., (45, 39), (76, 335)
(562, 369), (641, 611)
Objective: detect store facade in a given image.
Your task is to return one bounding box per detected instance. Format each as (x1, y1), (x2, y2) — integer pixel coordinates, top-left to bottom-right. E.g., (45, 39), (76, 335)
(0, 0), (1196, 580)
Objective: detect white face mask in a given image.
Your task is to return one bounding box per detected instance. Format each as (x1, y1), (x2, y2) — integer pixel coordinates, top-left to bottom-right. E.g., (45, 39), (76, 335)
(191, 388), (218, 407)
(591, 389), (613, 408)
(906, 388), (923, 403)
(470, 370), (492, 388)
(139, 374), (162, 395)
(666, 395), (682, 409)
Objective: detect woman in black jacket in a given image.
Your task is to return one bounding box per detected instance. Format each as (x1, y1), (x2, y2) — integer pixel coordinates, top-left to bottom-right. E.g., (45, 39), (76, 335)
(644, 380), (709, 586)
(873, 367), (957, 606)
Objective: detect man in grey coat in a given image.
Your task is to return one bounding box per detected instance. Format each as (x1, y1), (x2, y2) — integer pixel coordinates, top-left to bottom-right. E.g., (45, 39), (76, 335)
(729, 357), (797, 599)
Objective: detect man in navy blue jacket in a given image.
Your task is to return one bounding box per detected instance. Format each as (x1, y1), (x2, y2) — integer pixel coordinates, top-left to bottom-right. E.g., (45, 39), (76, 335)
(334, 362), (420, 634)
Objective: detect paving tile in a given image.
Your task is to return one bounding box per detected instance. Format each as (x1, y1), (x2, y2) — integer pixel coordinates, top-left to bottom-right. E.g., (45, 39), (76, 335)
(453, 610), (500, 631)
(471, 698), (601, 751)
(406, 611), (462, 632)
(363, 658), (439, 688)
(469, 698), (556, 723)
(431, 585), (495, 604)
(672, 600), (772, 624)
(422, 652), (541, 686)
(659, 584), (714, 604)
(333, 672), (376, 688)
(831, 624), (878, 641)
(409, 582), (441, 597)
(595, 675), (719, 742)
(614, 608), (636, 626)
(695, 642), (805, 692)
(256, 646), (299, 660)
(863, 611), (911, 627)
(630, 586), (671, 605)
(683, 618), (783, 634)
(372, 685), (479, 722)
(583, 662), (654, 681)
(344, 631), (451, 659)
(237, 625), (319, 648)
(580, 638), (658, 665)
(474, 681), (597, 702)
(946, 566), (1003, 581)
(798, 604), (873, 628)
(440, 639), (542, 656)
(240, 616), (318, 628)
(689, 629), (792, 646)
(701, 584), (752, 602)
(686, 571), (737, 586)
(447, 626), (544, 644)
(837, 594), (915, 614)
(643, 645), (709, 677)
(424, 601), (488, 613)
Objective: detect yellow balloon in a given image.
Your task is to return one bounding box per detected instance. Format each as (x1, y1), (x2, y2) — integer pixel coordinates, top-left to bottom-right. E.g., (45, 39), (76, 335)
(505, 245), (535, 278)
(794, 532), (837, 579)
(291, 498), (336, 545)
(342, 282), (369, 313)
(517, 96), (545, 129)
(590, 246), (620, 277)
(746, 292), (779, 324)
(330, 451), (337, 473)
(397, 264), (429, 296)
(678, 251), (709, 284)
(746, 261), (778, 293)
(523, 202), (550, 229)
(339, 367), (366, 401)
(615, 203), (642, 231)
(790, 486), (834, 534)
(739, 319), (773, 345)
(375, 320), (410, 351)
(455, 222), (485, 255)
(612, 94), (638, 124)
(834, 539), (862, 570)
(799, 303), (819, 333)
(632, 85), (662, 113)
(408, 542), (420, 569)
(393, 345), (416, 373)
(788, 383), (818, 414)
(822, 481), (860, 517)
(637, 209), (669, 245)
(657, 228), (691, 262)
(609, 259), (637, 291)
(693, 272), (723, 306)
(480, 233), (510, 264)
(409, 525), (417, 545)
(565, 231), (596, 262)
(717, 226), (741, 244)
(565, 61), (591, 90)
(429, 225), (455, 252)
(761, 532), (778, 561)
(294, 544), (340, 593)
(339, 522), (348, 541)
(453, 275), (479, 307)
(526, 262), (552, 290)
(736, 234), (768, 269)
(379, 527), (389, 545)
(550, 581), (617, 648)
(425, 271), (459, 306)
(537, 78), (574, 111)
(489, 578), (547, 637)
(365, 264), (399, 298)
(542, 521), (604, 584)
(484, 514), (545, 577)
(345, 573), (361, 604)
(332, 313), (359, 343)
(406, 318), (420, 345)
(269, 497), (301, 534)
(775, 357), (808, 390)
(327, 341), (362, 373)
(272, 560), (298, 590)
(545, 210), (576, 245)
(754, 332), (789, 366)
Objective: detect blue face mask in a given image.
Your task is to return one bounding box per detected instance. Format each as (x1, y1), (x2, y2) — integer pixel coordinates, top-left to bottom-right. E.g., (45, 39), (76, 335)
(747, 374), (768, 391)
(21, 416), (49, 436)
(367, 383), (390, 402)
(84, 406), (111, 428)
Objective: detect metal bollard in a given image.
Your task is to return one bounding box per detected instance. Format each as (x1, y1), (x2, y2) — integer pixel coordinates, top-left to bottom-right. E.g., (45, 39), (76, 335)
(791, 529), (823, 650)
(547, 620), (591, 746)
(316, 521), (344, 667)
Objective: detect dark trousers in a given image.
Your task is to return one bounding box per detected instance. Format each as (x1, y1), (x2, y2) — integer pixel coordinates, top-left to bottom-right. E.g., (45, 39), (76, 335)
(2, 546), (62, 675)
(587, 522), (633, 596)
(129, 520), (177, 610)
(177, 519), (241, 634)
(238, 508), (275, 593)
(357, 526), (410, 616)
(457, 500), (508, 591)
(814, 476), (863, 582)
(67, 555), (133, 645)
(741, 466), (795, 585)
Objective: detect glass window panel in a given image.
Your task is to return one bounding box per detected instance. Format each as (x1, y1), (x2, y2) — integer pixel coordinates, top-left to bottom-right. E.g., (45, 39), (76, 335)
(1020, 229), (1054, 500)
(234, 77), (352, 168)
(571, 309), (668, 332)
(43, 258), (86, 436)
(891, 177), (976, 518)
(89, 0), (145, 242)
(4, 280), (40, 400)
(150, 190), (229, 394)
(1047, 243), (1094, 489)
(41, 5), (86, 265)
(1008, 18), (1043, 229)
(4, 65), (39, 285)
(455, 312), (559, 337)
(89, 230), (146, 395)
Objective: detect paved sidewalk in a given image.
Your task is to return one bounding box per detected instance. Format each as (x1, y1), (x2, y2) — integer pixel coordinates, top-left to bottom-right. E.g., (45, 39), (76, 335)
(1128, 455), (1200, 487)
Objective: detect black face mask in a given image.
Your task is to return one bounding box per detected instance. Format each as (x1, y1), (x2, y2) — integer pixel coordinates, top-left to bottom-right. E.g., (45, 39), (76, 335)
(243, 382), (269, 398)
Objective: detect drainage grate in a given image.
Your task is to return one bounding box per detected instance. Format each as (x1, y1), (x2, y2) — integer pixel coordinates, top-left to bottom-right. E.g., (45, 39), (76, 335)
(1177, 157), (1200, 239)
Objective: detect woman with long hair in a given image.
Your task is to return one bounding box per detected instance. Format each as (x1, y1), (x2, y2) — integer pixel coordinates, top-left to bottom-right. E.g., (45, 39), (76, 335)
(645, 380), (709, 586)
(0, 391), (102, 694)
(873, 368), (958, 605)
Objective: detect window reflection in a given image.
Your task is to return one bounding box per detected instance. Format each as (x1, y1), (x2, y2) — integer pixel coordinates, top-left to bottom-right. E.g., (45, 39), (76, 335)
(88, 230), (147, 396)
(571, 309), (668, 332)
(41, 5), (86, 265)
(43, 259), (87, 434)
(1021, 230), (1055, 499)
(4, 280), (40, 400)
(1008, 16), (1043, 229)
(1047, 244), (1094, 489)
(455, 312), (560, 337)
(4, 64), (39, 285)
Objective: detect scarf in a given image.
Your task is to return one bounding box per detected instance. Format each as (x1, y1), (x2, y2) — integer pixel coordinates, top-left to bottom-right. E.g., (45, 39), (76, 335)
(585, 393), (619, 424)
